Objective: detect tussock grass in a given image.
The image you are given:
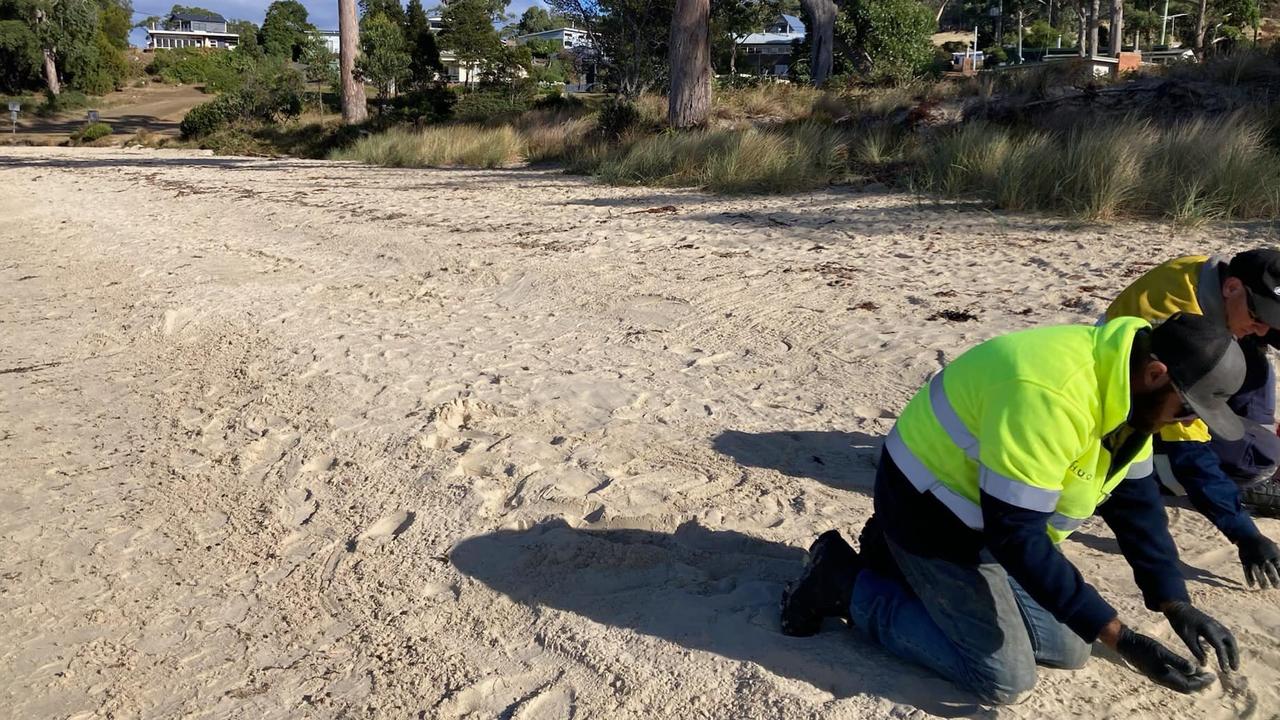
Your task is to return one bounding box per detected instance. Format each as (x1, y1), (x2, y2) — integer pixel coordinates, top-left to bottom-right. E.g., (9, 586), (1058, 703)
(592, 121), (849, 194)
(333, 125), (523, 168)
(715, 84), (824, 121)
(914, 115), (1280, 221)
(512, 108), (597, 163)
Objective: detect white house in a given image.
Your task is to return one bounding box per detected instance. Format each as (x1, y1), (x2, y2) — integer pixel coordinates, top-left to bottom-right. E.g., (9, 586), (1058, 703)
(513, 27), (593, 51)
(318, 29), (340, 55)
(146, 11), (239, 51)
(736, 14), (805, 76)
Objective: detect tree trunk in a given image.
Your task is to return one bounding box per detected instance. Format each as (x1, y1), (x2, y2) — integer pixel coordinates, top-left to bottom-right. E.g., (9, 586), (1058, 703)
(43, 48), (60, 96)
(1194, 0), (1208, 53)
(338, 0), (367, 124)
(1109, 0), (1124, 54)
(730, 41), (738, 76)
(935, 0), (949, 23)
(800, 0), (836, 86)
(1076, 0), (1088, 54)
(668, 0), (711, 128)
(1088, 0), (1100, 55)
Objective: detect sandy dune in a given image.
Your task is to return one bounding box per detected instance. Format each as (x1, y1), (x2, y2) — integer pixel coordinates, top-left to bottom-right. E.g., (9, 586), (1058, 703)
(2, 146), (1278, 719)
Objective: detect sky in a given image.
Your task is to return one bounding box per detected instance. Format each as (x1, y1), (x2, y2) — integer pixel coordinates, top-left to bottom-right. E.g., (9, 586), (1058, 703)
(128, 0), (547, 47)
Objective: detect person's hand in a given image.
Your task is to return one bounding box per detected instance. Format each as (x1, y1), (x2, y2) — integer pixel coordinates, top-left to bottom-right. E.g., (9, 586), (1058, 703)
(1115, 626), (1215, 693)
(1238, 533), (1280, 589)
(1163, 601), (1240, 672)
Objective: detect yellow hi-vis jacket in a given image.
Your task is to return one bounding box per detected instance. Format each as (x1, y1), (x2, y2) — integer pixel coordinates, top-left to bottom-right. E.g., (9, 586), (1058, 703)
(885, 317), (1153, 543)
(1105, 255), (1225, 443)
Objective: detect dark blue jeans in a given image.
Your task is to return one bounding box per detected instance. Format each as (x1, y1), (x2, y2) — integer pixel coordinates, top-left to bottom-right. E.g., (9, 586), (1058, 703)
(849, 537), (1091, 705)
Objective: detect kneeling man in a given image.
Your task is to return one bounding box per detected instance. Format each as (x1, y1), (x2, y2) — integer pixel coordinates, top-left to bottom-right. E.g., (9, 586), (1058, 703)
(782, 314), (1242, 703)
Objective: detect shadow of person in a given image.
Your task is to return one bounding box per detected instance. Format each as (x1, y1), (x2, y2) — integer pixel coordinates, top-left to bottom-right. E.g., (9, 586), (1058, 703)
(710, 430), (881, 493)
(451, 518), (990, 717)
(1070, 529), (1243, 591)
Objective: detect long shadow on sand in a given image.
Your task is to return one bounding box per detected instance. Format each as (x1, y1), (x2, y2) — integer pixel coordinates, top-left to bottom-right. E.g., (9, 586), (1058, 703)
(451, 518), (991, 717)
(711, 429), (881, 494)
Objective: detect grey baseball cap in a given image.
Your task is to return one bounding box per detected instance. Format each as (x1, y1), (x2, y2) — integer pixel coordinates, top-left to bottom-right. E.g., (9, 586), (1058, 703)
(1151, 313), (1246, 441)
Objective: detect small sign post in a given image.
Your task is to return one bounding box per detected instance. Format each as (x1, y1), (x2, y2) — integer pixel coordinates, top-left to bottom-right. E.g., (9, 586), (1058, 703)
(87, 110), (99, 123)
(7, 102), (18, 135)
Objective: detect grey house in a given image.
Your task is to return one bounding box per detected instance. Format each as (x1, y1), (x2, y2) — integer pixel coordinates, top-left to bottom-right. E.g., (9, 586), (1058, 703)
(146, 11), (240, 50)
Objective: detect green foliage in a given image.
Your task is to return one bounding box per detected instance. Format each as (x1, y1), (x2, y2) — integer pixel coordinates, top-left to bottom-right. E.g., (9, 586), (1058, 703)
(299, 32), (335, 109)
(71, 120), (111, 142)
(99, 2), (130, 49)
(386, 85), (456, 123)
(358, 12), (410, 101)
(147, 46), (258, 92)
(404, 0), (443, 88)
(549, 0), (672, 95)
(837, 0), (936, 84)
(69, 30), (128, 94)
(180, 65), (303, 137)
(513, 5), (557, 35)
(1024, 19), (1058, 48)
(36, 88), (89, 115)
(984, 45), (1008, 64)
(439, 0), (505, 82)
(484, 43), (534, 85)
(360, 0), (405, 25)
(228, 19), (260, 53)
(453, 87), (535, 122)
(0, 19), (41, 92)
(597, 97), (641, 137)
(260, 0), (314, 60)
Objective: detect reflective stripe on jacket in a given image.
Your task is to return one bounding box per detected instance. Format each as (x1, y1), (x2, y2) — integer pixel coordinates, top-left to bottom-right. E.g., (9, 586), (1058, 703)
(887, 317), (1153, 543)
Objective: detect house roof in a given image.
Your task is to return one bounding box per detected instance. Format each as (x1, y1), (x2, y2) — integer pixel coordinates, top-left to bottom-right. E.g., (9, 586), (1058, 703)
(739, 32), (803, 46)
(780, 14), (805, 33)
(171, 11), (226, 22)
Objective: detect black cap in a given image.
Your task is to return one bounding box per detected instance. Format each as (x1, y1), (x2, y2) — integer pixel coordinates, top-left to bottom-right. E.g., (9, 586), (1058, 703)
(1229, 248), (1280, 328)
(1150, 313), (1246, 440)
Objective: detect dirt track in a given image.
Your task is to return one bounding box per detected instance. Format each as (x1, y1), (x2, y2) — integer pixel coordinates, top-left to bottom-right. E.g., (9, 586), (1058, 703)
(8, 85), (208, 144)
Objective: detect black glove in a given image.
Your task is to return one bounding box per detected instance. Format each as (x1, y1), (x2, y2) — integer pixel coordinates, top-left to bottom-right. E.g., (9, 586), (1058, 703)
(1163, 600), (1240, 672)
(1238, 533), (1280, 589)
(1116, 627), (1215, 693)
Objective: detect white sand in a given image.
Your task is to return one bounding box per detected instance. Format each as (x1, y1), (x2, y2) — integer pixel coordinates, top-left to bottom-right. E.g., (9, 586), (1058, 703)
(2, 146), (1277, 719)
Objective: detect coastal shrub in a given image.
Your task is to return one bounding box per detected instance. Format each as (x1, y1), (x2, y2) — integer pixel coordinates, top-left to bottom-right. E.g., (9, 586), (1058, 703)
(332, 125), (522, 168)
(72, 121), (112, 142)
(597, 98), (641, 138)
(180, 69), (304, 138)
(453, 88), (535, 123)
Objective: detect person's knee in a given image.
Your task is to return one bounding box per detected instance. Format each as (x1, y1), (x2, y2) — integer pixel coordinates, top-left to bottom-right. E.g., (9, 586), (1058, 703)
(1056, 636), (1092, 670)
(971, 664), (1037, 705)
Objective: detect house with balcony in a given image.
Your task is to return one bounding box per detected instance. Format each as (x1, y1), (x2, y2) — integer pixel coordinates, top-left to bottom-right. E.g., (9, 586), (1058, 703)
(146, 11), (239, 51)
(736, 14), (806, 76)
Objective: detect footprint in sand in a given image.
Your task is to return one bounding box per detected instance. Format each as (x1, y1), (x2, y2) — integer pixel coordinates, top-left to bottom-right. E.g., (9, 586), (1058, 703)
(348, 510), (416, 551)
(280, 487), (318, 527)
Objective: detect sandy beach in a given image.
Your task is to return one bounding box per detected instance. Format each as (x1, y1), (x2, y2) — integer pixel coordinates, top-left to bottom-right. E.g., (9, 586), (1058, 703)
(3, 145), (1279, 719)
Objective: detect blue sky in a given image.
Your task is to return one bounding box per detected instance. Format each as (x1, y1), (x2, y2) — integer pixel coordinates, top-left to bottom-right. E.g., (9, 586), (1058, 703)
(128, 0), (547, 46)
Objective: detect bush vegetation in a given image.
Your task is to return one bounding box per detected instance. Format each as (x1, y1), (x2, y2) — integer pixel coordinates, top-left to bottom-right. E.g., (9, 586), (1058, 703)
(70, 121), (112, 143)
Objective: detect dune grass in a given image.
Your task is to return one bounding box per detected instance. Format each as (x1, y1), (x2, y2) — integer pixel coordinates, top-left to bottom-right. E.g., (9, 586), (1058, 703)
(332, 124), (523, 168)
(914, 115), (1280, 221)
(590, 121), (851, 194)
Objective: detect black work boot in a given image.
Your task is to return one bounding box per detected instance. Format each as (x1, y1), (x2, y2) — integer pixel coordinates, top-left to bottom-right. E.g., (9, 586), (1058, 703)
(780, 530), (860, 637)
